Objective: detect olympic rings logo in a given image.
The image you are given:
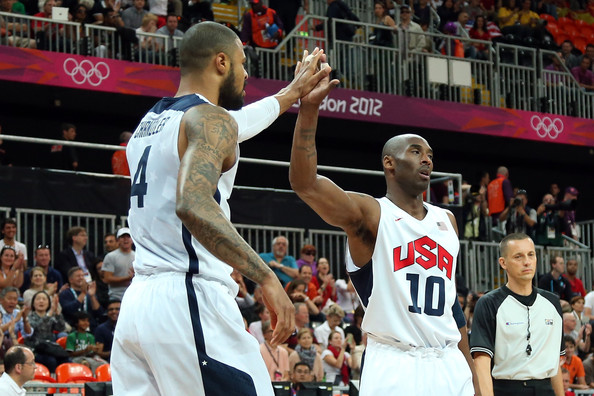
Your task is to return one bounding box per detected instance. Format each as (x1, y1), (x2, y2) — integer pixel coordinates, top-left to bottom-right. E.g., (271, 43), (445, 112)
(63, 58), (110, 86)
(530, 115), (564, 140)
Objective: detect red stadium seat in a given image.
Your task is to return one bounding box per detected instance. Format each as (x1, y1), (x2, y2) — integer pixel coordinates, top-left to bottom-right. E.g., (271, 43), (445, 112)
(56, 336), (67, 349)
(34, 363), (57, 394)
(546, 21), (560, 36)
(540, 13), (557, 24)
(573, 36), (588, 53)
(574, 19), (588, 28)
(95, 363), (111, 382)
(56, 363), (96, 383)
(554, 32), (570, 45)
(558, 16), (574, 27)
(563, 24), (579, 36)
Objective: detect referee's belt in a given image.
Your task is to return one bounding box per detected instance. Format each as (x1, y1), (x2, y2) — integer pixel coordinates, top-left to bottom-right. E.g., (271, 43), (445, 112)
(493, 378), (551, 388)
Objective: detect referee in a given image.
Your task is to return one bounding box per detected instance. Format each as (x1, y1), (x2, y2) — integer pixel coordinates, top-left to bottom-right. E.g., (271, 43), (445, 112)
(470, 233), (564, 396)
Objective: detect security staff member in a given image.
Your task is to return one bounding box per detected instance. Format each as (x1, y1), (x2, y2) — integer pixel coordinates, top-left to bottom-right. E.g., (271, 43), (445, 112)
(470, 233), (564, 396)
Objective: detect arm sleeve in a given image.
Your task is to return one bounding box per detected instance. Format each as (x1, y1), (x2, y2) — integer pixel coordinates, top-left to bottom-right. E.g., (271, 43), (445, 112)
(452, 300), (466, 328)
(102, 254), (115, 273)
(230, 96), (280, 143)
(469, 295), (497, 358)
(65, 333), (75, 351)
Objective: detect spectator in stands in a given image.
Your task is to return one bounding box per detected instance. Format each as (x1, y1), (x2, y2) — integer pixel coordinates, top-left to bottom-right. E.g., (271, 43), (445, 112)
(269, 0), (302, 35)
(583, 354), (594, 388)
(537, 0), (558, 18)
(259, 235), (298, 287)
(290, 361), (314, 393)
(321, 330), (354, 386)
(101, 227), (134, 301)
(296, 244), (317, 276)
(469, 15), (490, 59)
(562, 186), (579, 240)
(289, 264), (320, 301)
(398, 4), (426, 52)
(453, 11), (477, 58)
(31, 0), (60, 48)
(259, 319), (290, 381)
(103, 233), (117, 258)
(463, 184), (489, 239)
(146, 0), (167, 27)
(186, 0), (213, 25)
(570, 295), (587, 325)
(0, 288), (32, 341)
(412, 0), (431, 25)
(314, 304), (345, 350)
(539, 255), (574, 302)
(562, 336), (589, 389)
(121, 0), (148, 29)
(284, 302), (313, 351)
(334, 277), (358, 323)
(66, 311), (108, 372)
(315, 0), (359, 44)
(286, 279), (320, 316)
(22, 266), (59, 307)
(497, 0), (520, 30)
(156, 14), (183, 49)
(582, 44), (594, 72)
(0, 219), (27, 267)
(571, 56), (594, 91)
(289, 328), (324, 381)
(518, 0), (540, 28)
(136, 12), (161, 55)
(499, 189), (536, 235)
(561, 40), (581, 69)
(22, 246), (63, 295)
(464, 0), (485, 22)
(241, 0), (284, 49)
(25, 291), (68, 372)
(437, 0), (461, 32)
(231, 269), (257, 323)
(534, 193), (564, 246)
(0, 309), (18, 360)
(55, 226), (96, 283)
(91, 258), (109, 309)
(312, 258), (336, 308)
(371, 0), (396, 47)
(248, 304), (270, 344)
(0, 8), (36, 48)
(0, 247), (24, 290)
(566, 259), (587, 298)
(487, 165), (513, 222)
(0, 346), (36, 394)
(50, 123), (79, 171)
(94, 299), (120, 362)
(70, 4), (92, 26)
(344, 305), (363, 350)
(59, 267), (104, 331)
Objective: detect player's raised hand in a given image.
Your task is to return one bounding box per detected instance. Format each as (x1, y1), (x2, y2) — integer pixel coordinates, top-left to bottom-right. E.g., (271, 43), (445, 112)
(287, 47), (333, 99)
(260, 273), (295, 348)
(300, 56), (339, 107)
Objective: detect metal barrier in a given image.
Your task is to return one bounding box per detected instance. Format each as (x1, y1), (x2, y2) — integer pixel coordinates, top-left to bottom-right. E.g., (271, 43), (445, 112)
(0, 206), (11, 219)
(547, 246), (593, 291)
(85, 24), (122, 59)
(25, 381), (84, 395)
(579, 220), (594, 249)
(496, 43), (538, 111)
(15, 208), (117, 263)
(234, 223), (306, 260)
(539, 49), (594, 118)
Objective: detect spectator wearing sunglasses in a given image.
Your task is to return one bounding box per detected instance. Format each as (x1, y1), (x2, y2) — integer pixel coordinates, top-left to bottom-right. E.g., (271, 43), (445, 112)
(296, 244), (318, 277)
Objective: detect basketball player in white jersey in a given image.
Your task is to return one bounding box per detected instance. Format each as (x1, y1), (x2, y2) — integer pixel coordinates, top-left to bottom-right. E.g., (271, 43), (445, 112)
(289, 79), (478, 394)
(111, 22), (331, 396)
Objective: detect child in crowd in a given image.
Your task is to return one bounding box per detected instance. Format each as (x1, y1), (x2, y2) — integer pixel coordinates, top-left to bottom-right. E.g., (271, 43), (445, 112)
(65, 311), (108, 372)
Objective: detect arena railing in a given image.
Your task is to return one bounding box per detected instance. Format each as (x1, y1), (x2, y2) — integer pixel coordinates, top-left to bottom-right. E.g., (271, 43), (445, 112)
(579, 220), (594, 250)
(539, 49), (594, 118)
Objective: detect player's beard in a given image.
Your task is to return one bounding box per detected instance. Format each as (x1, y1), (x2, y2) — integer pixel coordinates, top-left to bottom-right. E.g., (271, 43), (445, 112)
(219, 66), (244, 111)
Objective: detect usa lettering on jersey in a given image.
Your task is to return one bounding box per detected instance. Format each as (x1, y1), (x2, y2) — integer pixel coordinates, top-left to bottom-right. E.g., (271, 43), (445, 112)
(393, 236), (454, 280)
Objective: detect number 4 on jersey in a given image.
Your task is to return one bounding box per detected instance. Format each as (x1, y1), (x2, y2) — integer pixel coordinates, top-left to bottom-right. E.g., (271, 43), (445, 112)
(131, 145), (151, 208)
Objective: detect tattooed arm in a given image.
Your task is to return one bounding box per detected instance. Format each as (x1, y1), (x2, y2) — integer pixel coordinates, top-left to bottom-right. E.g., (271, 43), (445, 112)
(289, 74), (379, 268)
(176, 104), (294, 346)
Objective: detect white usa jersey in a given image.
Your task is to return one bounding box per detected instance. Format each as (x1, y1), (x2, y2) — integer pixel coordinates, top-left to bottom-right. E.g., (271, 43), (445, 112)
(347, 197), (460, 348)
(127, 93), (238, 294)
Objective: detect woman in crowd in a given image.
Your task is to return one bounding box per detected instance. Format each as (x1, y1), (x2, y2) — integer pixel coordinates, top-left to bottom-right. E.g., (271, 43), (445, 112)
(287, 279), (320, 316)
(248, 304), (270, 344)
(289, 328), (324, 381)
(259, 320), (290, 381)
(136, 13), (161, 53)
(25, 291), (69, 372)
(321, 330), (354, 386)
(296, 244), (318, 276)
(469, 15), (491, 59)
(371, 0), (396, 47)
(571, 295), (587, 326)
(437, 0), (461, 32)
(22, 266), (58, 307)
(0, 246), (24, 290)
(312, 258), (336, 309)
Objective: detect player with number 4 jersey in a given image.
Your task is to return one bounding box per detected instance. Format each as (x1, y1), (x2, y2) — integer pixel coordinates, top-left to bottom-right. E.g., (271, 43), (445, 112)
(290, 95), (477, 396)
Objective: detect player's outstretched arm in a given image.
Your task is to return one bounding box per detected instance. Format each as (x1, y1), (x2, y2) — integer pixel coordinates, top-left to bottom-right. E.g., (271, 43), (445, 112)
(176, 104), (294, 346)
(289, 68), (376, 239)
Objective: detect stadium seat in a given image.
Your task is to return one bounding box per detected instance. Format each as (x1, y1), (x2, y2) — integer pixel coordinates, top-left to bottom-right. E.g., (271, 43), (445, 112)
(34, 363), (57, 394)
(95, 364), (111, 381)
(573, 36), (587, 53)
(56, 363), (96, 383)
(554, 32), (570, 45)
(56, 336), (67, 349)
(562, 24), (579, 37)
(540, 13), (556, 24)
(574, 19), (588, 28)
(546, 21), (560, 37)
(558, 16), (575, 28)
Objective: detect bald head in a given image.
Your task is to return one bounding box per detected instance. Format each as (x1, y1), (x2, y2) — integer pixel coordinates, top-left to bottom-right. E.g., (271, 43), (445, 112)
(382, 134), (429, 159)
(179, 21), (240, 76)
(496, 166), (509, 177)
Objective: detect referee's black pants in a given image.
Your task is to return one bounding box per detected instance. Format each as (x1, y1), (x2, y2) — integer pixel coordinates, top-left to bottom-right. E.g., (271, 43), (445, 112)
(493, 378), (555, 396)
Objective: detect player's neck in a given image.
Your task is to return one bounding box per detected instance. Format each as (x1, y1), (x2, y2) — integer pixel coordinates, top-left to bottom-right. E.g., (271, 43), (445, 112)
(385, 192), (426, 220)
(176, 78), (219, 106)
(506, 280), (533, 296)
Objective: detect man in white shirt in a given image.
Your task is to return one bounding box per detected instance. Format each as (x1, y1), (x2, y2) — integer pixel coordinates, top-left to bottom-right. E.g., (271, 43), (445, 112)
(0, 346), (36, 396)
(0, 219), (27, 267)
